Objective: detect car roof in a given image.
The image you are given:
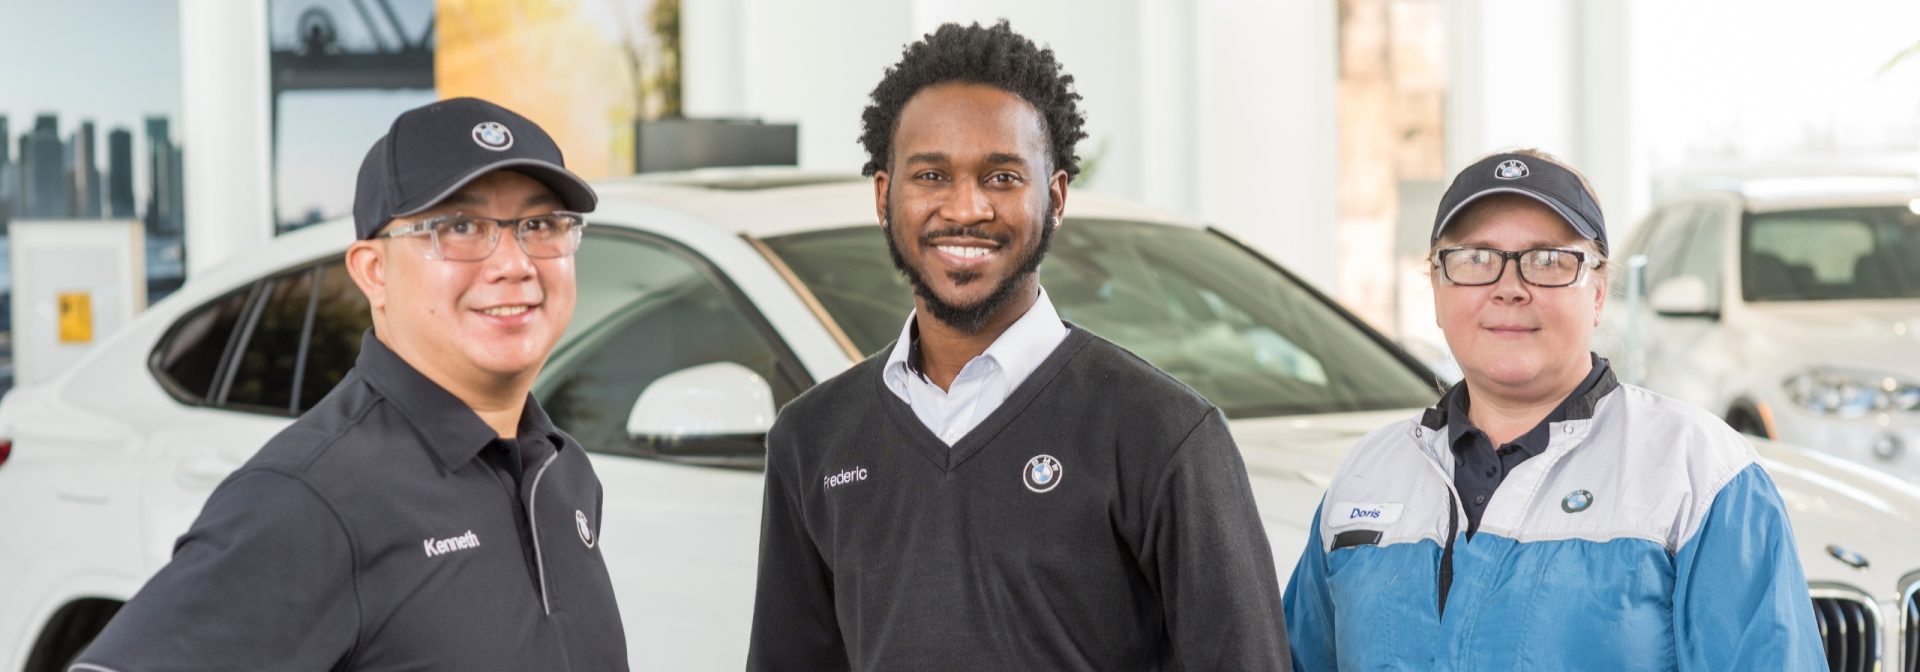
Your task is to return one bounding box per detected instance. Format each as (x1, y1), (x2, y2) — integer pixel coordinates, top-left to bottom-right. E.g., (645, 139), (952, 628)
(1654, 160), (1920, 213)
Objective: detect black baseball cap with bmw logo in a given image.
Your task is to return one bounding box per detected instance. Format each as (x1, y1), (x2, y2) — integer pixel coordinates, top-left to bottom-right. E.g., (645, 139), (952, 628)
(1431, 152), (1608, 256)
(352, 97), (597, 239)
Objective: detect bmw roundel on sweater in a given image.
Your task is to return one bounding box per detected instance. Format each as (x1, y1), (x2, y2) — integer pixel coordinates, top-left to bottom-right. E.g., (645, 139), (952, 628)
(1283, 372), (1827, 671)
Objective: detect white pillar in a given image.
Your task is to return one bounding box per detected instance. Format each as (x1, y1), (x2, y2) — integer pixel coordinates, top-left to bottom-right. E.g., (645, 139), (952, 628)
(681, 0), (752, 117)
(1573, 0), (1646, 239)
(1446, 0), (1576, 166)
(178, 0), (273, 277)
(1445, 0), (1643, 238)
(1195, 0), (1341, 294)
(1135, 0), (1199, 217)
(741, 0), (913, 172)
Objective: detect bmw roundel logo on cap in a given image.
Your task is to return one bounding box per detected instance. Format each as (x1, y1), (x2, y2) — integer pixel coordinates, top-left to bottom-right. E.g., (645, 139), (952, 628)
(1561, 489), (1594, 513)
(1024, 455), (1063, 493)
(472, 122), (514, 151)
(1495, 159), (1530, 180)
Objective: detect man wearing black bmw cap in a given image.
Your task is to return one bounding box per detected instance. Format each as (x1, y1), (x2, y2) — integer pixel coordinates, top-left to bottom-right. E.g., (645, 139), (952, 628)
(72, 98), (629, 671)
(1283, 150), (1823, 669)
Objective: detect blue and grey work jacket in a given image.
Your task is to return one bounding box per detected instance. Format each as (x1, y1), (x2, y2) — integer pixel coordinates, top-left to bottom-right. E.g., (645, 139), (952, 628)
(1283, 377), (1827, 670)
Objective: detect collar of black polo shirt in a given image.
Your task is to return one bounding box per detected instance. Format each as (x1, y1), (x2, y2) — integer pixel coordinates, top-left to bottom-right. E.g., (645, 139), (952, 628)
(352, 328), (566, 471)
(1434, 353), (1615, 448)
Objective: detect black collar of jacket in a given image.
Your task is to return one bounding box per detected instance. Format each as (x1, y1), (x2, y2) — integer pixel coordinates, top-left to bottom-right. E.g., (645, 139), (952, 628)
(352, 329), (565, 473)
(1420, 353), (1620, 431)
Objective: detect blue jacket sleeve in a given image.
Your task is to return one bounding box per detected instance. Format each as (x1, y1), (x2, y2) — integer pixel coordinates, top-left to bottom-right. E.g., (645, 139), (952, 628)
(1671, 463), (1827, 671)
(1283, 502), (1339, 671)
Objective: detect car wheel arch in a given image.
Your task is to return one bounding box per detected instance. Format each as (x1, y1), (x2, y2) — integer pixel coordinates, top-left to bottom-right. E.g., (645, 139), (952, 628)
(21, 597), (122, 672)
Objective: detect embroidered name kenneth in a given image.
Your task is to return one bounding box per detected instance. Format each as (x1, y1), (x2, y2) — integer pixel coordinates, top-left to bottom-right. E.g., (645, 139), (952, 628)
(423, 530), (482, 557)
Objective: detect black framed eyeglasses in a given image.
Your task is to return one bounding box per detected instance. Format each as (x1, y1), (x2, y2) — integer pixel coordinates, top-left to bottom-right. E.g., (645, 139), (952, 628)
(1432, 246), (1601, 287)
(382, 211), (587, 261)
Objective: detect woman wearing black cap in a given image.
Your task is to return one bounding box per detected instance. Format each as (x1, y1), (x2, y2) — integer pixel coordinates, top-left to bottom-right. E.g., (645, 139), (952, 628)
(1282, 149), (1824, 670)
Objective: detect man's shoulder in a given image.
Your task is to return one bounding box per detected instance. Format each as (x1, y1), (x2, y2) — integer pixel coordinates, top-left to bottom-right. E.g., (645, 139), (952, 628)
(775, 348), (888, 429)
(243, 370), (402, 479)
(1052, 329), (1214, 415)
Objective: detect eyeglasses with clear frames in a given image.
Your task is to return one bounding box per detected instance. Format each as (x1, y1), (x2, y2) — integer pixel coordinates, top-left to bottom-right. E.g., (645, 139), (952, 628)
(1431, 246), (1602, 288)
(381, 211), (588, 261)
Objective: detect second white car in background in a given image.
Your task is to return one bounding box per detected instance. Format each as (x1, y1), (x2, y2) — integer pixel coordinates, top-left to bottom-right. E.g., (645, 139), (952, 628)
(1601, 175), (1920, 486)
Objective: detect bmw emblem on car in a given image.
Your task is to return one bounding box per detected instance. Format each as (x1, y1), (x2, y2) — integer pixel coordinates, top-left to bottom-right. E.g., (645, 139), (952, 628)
(472, 121), (514, 151)
(1826, 544), (1868, 569)
(1561, 489), (1593, 513)
(1495, 159), (1529, 180)
(1024, 455), (1063, 493)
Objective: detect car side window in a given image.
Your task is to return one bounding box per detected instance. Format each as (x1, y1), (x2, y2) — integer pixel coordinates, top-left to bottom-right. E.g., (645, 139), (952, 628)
(224, 267), (317, 414)
(157, 258), (372, 417)
(151, 284), (257, 403)
(297, 262), (372, 412)
(1636, 204), (1700, 294)
(1674, 205), (1726, 310)
(537, 230), (808, 463)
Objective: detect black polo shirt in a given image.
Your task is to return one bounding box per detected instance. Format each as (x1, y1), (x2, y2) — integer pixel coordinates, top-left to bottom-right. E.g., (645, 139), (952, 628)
(1444, 353), (1612, 536)
(75, 330), (627, 671)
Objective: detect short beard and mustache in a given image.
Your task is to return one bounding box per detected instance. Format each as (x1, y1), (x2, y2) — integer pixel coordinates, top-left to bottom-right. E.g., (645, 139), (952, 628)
(884, 198), (1056, 334)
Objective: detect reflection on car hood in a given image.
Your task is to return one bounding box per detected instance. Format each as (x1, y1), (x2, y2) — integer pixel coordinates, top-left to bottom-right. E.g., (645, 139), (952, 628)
(1226, 409), (1920, 599)
(1753, 436), (1920, 595)
(1745, 300), (1920, 377)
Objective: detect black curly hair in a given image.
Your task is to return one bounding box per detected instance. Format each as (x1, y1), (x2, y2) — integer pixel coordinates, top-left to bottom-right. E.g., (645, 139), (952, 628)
(859, 20), (1087, 180)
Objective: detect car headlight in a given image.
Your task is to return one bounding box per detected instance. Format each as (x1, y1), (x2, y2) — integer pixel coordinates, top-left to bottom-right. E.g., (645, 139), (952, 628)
(1784, 368), (1920, 417)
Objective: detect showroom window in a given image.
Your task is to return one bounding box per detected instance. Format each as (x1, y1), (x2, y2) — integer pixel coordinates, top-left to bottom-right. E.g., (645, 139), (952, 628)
(535, 230), (808, 463)
(151, 285), (258, 404)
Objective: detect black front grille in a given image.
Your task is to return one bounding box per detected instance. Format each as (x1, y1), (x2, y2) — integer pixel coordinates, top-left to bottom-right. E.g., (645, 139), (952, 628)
(1902, 584), (1918, 672)
(1814, 593), (1879, 672)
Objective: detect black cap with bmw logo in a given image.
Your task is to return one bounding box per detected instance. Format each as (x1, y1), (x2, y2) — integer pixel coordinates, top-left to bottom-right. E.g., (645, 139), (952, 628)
(1432, 152), (1609, 256)
(352, 97), (597, 239)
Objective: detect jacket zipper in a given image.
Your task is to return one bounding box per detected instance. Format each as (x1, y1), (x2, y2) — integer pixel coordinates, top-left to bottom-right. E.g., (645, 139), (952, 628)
(1409, 423), (1465, 619)
(1438, 492), (1459, 617)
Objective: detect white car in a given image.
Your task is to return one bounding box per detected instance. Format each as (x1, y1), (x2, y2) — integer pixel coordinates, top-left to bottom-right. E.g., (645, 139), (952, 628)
(1, 171), (1914, 671)
(1601, 176), (1920, 491)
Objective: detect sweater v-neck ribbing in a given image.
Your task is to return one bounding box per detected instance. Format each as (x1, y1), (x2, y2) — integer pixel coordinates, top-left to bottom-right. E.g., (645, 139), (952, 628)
(877, 326), (1092, 473)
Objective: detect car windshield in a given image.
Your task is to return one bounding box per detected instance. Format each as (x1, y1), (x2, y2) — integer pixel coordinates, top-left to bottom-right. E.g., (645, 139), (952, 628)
(759, 219), (1442, 418)
(1744, 205), (1920, 301)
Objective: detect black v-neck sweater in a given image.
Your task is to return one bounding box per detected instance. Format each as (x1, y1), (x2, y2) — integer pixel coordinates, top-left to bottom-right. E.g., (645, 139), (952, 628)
(748, 327), (1292, 671)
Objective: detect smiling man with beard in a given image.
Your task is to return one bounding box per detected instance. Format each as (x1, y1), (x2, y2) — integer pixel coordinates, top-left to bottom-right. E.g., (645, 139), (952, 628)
(746, 21), (1291, 671)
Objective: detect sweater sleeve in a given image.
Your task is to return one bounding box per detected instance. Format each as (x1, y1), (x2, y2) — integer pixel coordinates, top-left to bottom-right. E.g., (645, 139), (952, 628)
(746, 427), (850, 671)
(1140, 408), (1294, 671)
